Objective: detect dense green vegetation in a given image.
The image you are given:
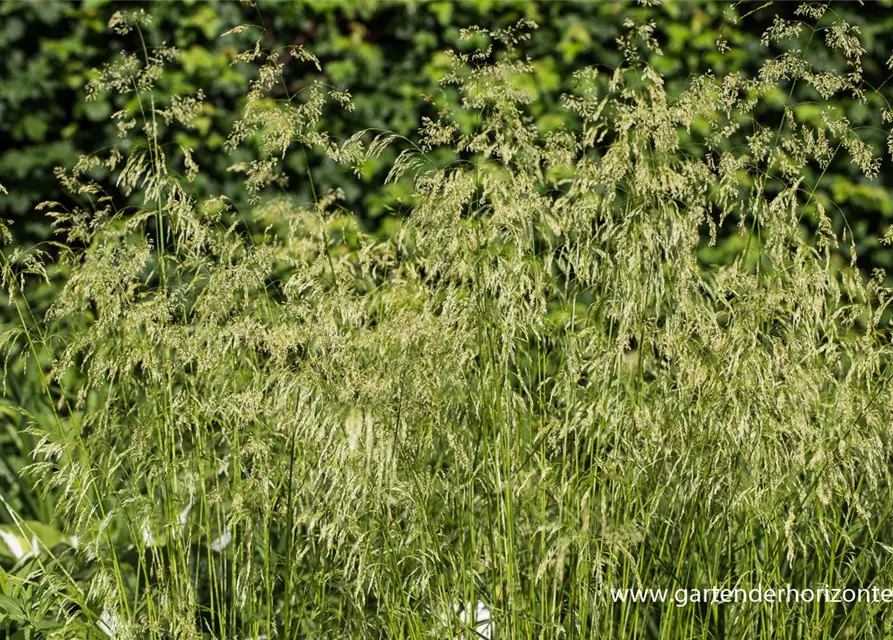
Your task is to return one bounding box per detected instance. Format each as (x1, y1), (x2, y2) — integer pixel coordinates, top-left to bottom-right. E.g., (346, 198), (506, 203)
(3, 1), (893, 638)
(5, 1), (893, 264)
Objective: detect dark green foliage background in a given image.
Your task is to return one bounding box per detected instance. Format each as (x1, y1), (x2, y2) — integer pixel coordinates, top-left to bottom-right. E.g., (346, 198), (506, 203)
(3, 0), (893, 266)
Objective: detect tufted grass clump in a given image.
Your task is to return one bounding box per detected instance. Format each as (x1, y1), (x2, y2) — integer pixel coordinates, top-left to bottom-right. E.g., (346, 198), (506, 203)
(5, 3), (893, 639)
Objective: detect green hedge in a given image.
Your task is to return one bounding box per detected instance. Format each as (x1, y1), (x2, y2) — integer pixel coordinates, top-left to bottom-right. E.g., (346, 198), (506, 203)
(3, 0), (893, 268)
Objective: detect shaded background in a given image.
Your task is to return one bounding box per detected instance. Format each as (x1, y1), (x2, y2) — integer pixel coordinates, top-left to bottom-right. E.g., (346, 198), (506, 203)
(3, 0), (893, 264)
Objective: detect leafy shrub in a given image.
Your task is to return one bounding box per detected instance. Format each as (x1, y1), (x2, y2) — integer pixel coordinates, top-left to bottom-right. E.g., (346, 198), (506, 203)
(5, 1), (893, 272)
(4, 3), (893, 639)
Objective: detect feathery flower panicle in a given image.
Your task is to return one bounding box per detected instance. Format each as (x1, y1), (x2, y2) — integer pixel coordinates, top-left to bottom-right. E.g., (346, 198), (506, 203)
(5, 5), (893, 639)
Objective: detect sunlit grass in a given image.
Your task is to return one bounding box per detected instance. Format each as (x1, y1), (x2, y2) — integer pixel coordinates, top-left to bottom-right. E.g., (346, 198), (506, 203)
(3, 5), (893, 639)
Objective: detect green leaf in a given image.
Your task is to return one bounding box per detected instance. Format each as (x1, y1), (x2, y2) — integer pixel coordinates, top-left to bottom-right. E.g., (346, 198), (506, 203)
(0, 594), (26, 621)
(0, 521), (69, 560)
